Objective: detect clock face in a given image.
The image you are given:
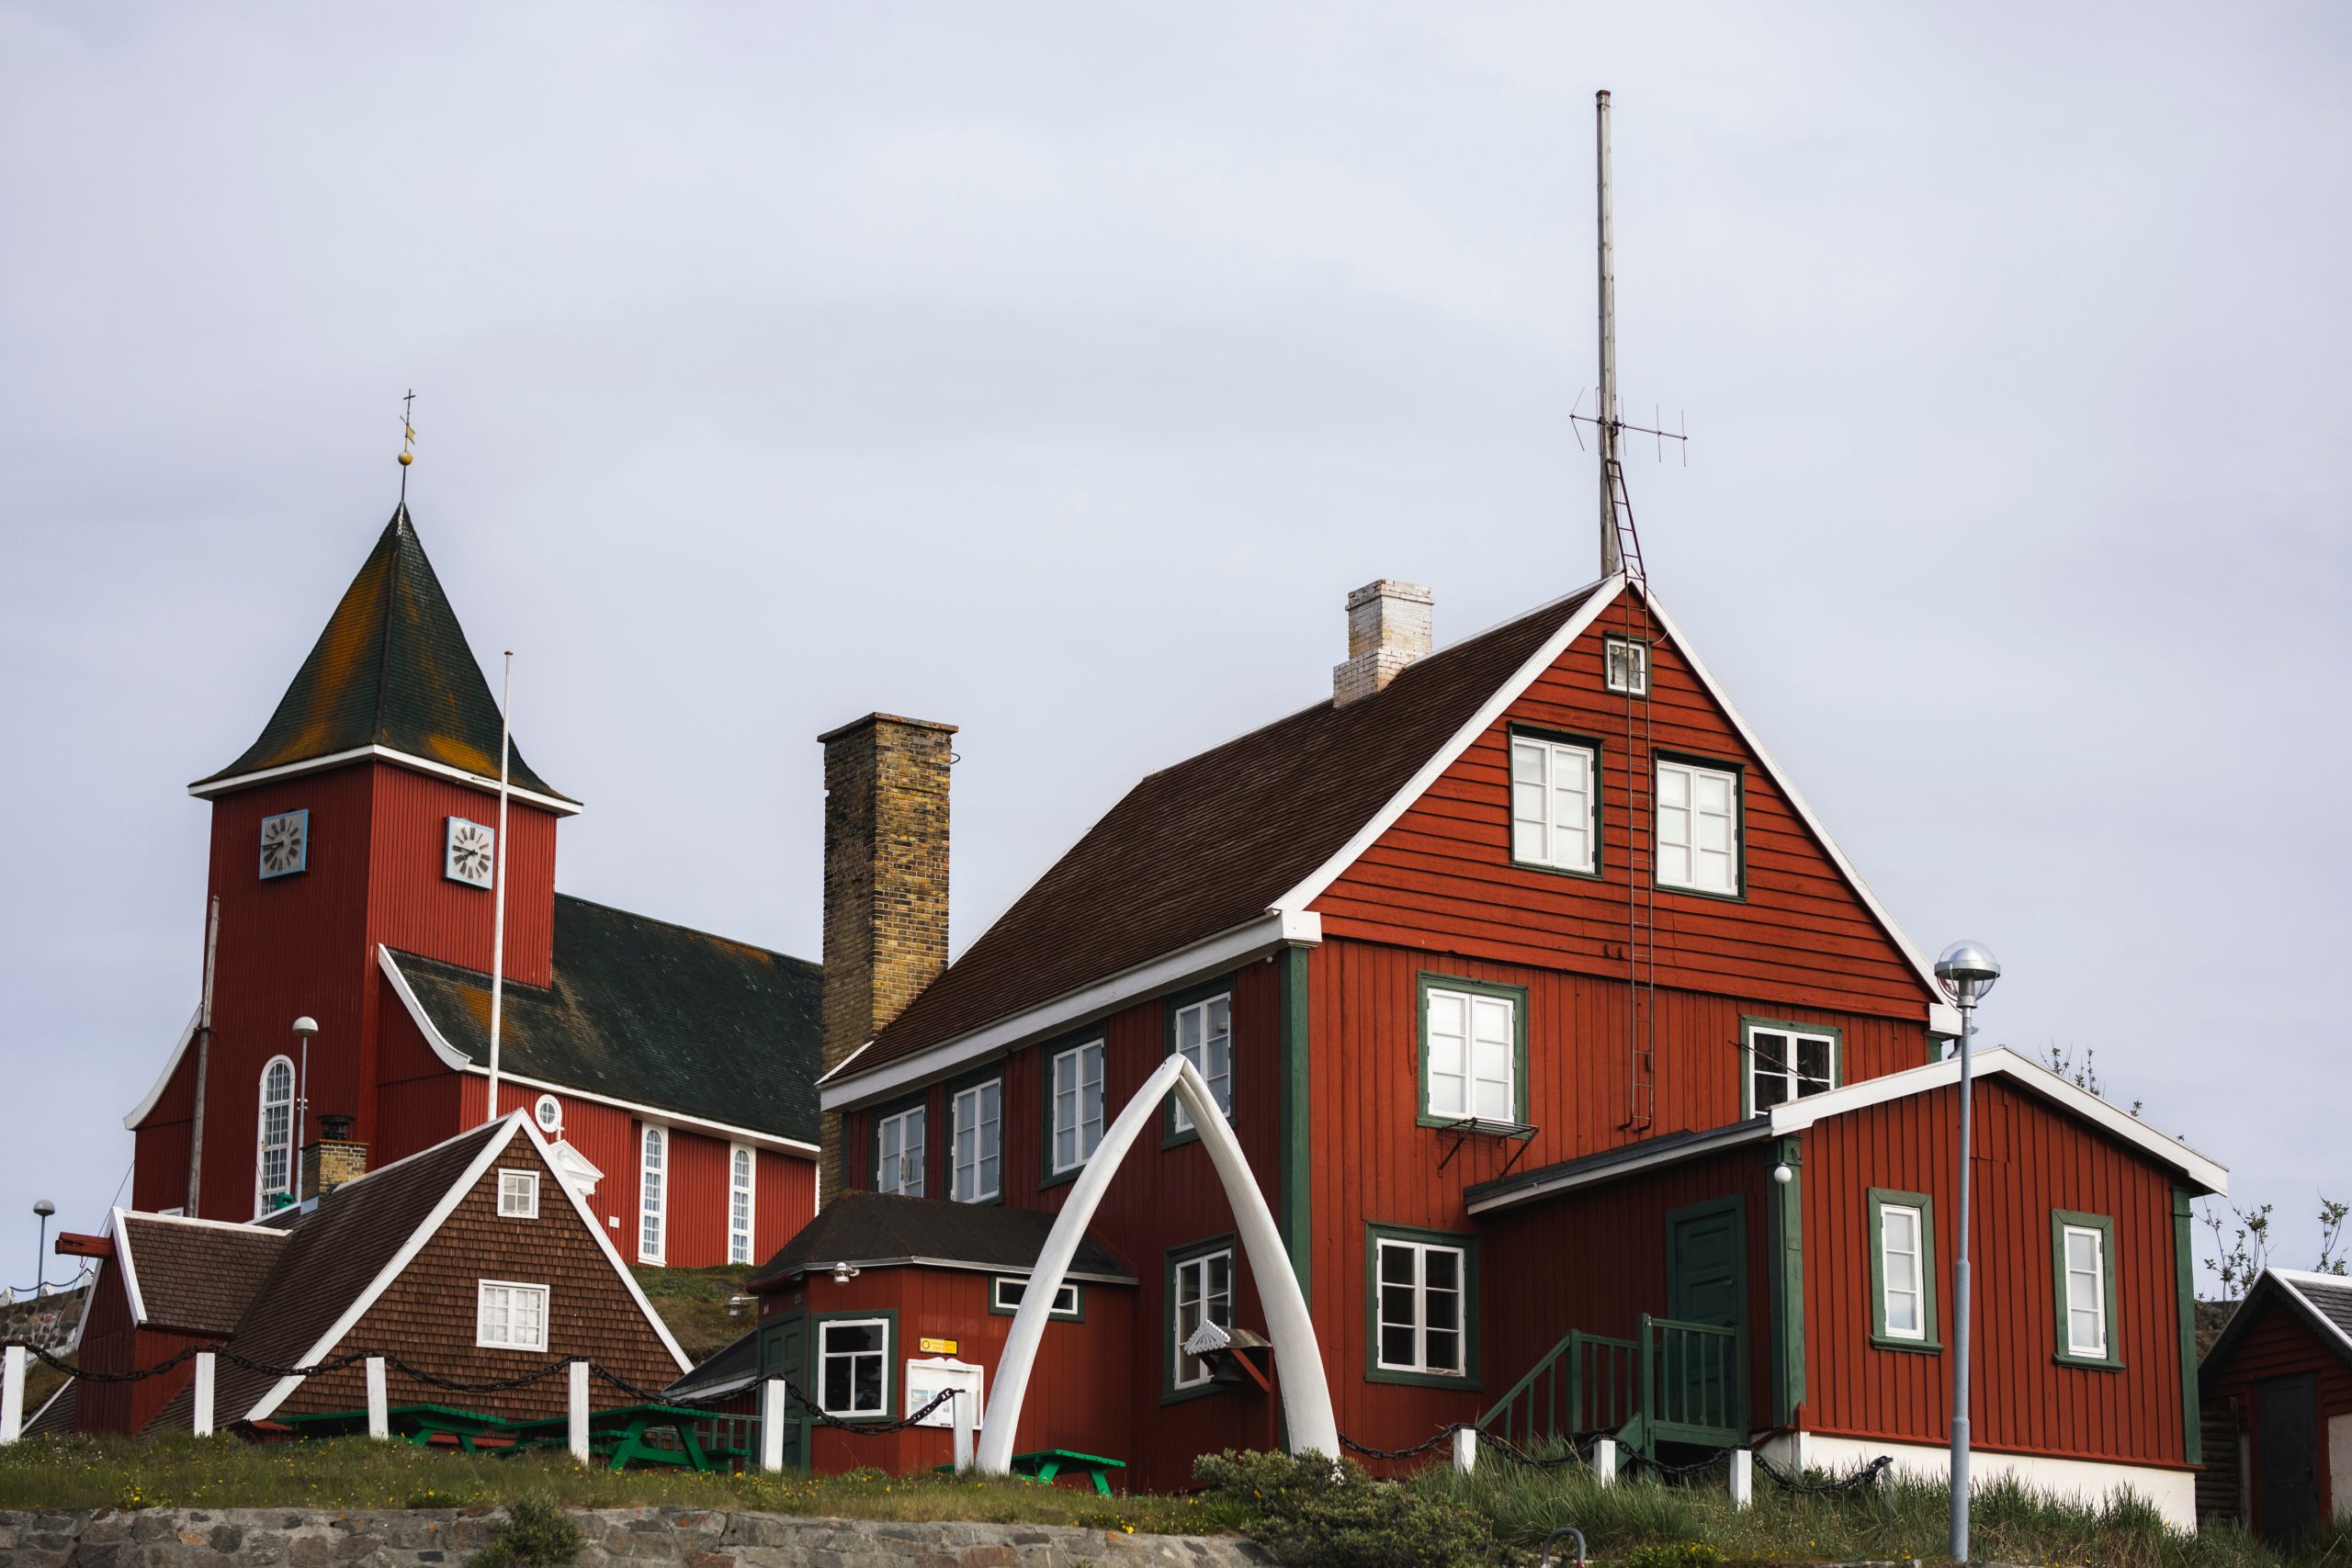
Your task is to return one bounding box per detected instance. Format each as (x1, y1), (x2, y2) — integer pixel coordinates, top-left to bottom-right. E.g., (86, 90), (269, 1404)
(258, 810), (309, 879)
(446, 818), (496, 888)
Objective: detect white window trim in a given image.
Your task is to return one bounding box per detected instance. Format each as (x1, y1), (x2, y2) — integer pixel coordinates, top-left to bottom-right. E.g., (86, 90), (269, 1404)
(876, 1105), (926, 1197)
(1374, 1237), (1469, 1377)
(729, 1144), (756, 1265)
(533, 1093), (563, 1134)
(1747, 1023), (1838, 1113)
(1170, 994), (1232, 1134)
(496, 1168), (540, 1219)
(1421, 985), (1518, 1125)
(475, 1279), (550, 1352)
(991, 1276), (1080, 1317)
(254, 1054), (296, 1218)
(951, 1080), (1002, 1203)
(1604, 635), (1650, 696)
(1171, 1247), (1234, 1391)
(817, 1315), (890, 1417)
(1050, 1041), (1105, 1176)
(638, 1124), (667, 1265)
(1509, 733), (1598, 874)
(1879, 1203), (1928, 1342)
(1655, 757), (1740, 895)
(2062, 1224), (2110, 1359)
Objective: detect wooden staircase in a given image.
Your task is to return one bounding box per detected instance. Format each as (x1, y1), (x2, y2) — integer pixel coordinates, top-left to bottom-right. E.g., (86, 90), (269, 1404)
(1479, 1314), (1746, 1461)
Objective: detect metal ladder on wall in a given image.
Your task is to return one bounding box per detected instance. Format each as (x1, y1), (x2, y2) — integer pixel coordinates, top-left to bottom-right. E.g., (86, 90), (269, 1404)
(1611, 457), (1658, 1134)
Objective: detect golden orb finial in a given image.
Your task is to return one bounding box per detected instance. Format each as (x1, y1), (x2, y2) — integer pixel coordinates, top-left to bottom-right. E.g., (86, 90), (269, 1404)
(399, 450), (413, 466)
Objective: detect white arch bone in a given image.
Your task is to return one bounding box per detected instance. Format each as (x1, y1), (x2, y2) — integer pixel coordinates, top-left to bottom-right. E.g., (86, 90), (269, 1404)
(976, 1053), (1336, 1472)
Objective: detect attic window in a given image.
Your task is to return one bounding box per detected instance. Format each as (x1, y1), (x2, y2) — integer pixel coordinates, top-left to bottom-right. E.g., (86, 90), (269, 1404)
(497, 1169), (539, 1219)
(1604, 636), (1649, 696)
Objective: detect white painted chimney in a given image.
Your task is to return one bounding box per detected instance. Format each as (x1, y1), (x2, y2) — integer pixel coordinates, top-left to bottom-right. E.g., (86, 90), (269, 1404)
(1331, 580), (1433, 705)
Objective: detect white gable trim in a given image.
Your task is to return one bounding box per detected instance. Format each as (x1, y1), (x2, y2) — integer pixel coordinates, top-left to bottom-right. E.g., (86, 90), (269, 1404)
(377, 946), (818, 1155)
(121, 1009), (202, 1132)
(1270, 578), (1627, 914)
(108, 1208), (148, 1326)
(189, 743), (582, 818)
(2263, 1269), (2352, 1361)
(514, 1113), (692, 1373)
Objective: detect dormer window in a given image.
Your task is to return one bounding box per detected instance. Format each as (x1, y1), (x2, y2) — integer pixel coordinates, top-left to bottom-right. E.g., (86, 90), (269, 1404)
(1510, 732), (1599, 875)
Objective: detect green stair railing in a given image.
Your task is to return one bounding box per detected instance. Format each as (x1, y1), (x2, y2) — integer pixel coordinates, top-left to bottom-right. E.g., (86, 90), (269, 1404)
(1638, 1314), (1744, 1448)
(1482, 1315), (1745, 1457)
(1478, 1329), (1639, 1451)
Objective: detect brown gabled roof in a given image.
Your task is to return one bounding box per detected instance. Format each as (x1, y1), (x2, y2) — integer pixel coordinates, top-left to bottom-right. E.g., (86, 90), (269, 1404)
(118, 1214), (287, 1337)
(839, 585), (1602, 1083)
(747, 1190), (1133, 1289)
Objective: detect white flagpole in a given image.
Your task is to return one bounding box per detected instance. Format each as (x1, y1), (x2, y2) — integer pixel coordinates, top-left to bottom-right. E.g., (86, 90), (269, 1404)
(485, 652), (514, 1126)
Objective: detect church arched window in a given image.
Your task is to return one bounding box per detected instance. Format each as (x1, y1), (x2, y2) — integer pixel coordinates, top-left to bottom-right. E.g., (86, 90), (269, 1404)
(256, 1055), (295, 1213)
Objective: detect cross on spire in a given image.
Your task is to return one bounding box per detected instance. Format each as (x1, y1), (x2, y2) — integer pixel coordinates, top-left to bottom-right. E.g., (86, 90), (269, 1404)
(398, 389), (417, 503)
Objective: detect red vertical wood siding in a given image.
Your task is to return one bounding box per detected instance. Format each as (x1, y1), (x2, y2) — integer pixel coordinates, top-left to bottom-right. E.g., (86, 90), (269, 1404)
(754, 1149), (816, 1263)
(363, 767), (557, 987)
(70, 1261), (213, 1436)
(2200, 1294), (2352, 1533)
(1802, 1077), (2191, 1467)
(662, 1129), (731, 1268)
(1312, 607), (1932, 1022)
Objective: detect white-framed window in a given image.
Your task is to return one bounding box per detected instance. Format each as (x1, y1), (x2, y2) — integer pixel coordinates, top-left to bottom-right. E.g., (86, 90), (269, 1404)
(1878, 1202), (1927, 1342)
(1510, 734), (1597, 874)
(476, 1280), (549, 1352)
(1170, 993), (1232, 1134)
(1422, 984), (1517, 1124)
(533, 1094), (563, 1134)
(876, 1105), (926, 1197)
(729, 1145), (756, 1265)
(2060, 1220), (2110, 1359)
(951, 1080), (1001, 1203)
(1171, 1247), (1234, 1390)
(638, 1124), (667, 1264)
(255, 1055), (296, 1214)
(1050, 1041), (1105, 1175)
(1656, 758), (1738, 895)
(818, 1317), (888, 1416)
(496, 1168), (539, 1218)
(1604, 635), (1650, 696)
(991, 1276), (1081, 1318)
(1374, 1235), (1469, 1377)
(1747, 1023), (1837, 1113)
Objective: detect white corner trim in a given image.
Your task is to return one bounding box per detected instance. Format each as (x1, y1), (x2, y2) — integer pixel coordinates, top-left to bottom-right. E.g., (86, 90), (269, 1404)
(820, 908), (1322, 1113)
(2263, 1269), (2352, 1361)
(514, 1114), (692, 1372)
(189, 744), (582, 818)
(1770, 1046), (2229, 1194)
(1272, 578), (1627, 913)
(1464, 1122), (1776, 1216)
(121, 1009), (202, 1131)
(109, 1208), (148, 1326)
(1637, 592), (1947, 1012)
(244, 1115), (529, 1423)
(816, 1040), (872, 1087)
(378, 946), (819, 1155)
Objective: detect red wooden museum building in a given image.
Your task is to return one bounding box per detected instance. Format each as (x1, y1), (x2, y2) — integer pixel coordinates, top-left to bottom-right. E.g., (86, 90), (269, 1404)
(124, 509), (824, 1269)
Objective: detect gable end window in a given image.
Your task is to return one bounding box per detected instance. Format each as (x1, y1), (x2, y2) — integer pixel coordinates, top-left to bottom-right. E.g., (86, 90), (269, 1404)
(1367, 1224), (1479, 1387)
(951, 1079), (1001, 1203)
(1656, 757), (1741, 896)
(1510, 733), (1600, 875)
(1418, 976), (1527, 1129)
(1049, 1041), (1105, 1177)
(1868, 1189), (1939, 1350)
(2052, 1212), (2121, 1368)
(1604, 636), (1650, 696)
(496, 1168), (540, 1219)
(817, 1315), (892, 1417)
(255, 1055), (295, 1216)
(637, 1124), (667, 1264)
(476, 1280), (549, 1352)
(1169, 991), (1233, 1135)
(1168, 1240), (1235, 1395)
(729, 1145), (756, 1264)
(1745, 1021), (1839, 1115)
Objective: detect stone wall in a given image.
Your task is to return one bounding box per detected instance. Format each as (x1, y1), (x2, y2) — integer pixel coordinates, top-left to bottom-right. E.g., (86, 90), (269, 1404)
(0, 1506), (1271, 1568)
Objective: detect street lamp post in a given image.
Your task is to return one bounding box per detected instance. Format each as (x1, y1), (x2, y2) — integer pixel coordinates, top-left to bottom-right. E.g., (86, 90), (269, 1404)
(31, 1201), (54, 1298)
(290, 1018), (320, 1206)
(1935, 940), (2002, 1566)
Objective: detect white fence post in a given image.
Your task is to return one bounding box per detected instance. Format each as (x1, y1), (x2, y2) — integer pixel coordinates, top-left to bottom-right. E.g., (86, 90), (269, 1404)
(952, 1391), (976, 1473)
(759, 1378), (787, 1473)
(193, 1351), (217, 1437)
(0, 1345), (23, 1444)
(1730, 1448), (1753, 1509)
(365, 1357), (389, 1438)
(568, 1360), (590, 1463)
(1593, 1437), (1617, 1487)
(1452, 1427), (1478, 1474)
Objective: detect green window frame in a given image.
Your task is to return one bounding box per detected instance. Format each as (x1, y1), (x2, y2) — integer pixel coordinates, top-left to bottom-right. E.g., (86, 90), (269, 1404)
(1867, 1188), (1940, 1351)
(1740, 1017), (1844, 1119)
(810, 1309), (898, 1421)
(1039, 1034), (1106, 1189)
(988, 1275), (1085, 1321)
(1507, 725), (1605, 880)
(1163, 1235), (1237, 1403)
(947, 1069), (1003, 1206)
(1364, 1222), (1482, 1390)
(1415, 973), (1530, 1131)
(2052, 1211), (2123, 1369)
(1162, 976), (1236, 1146)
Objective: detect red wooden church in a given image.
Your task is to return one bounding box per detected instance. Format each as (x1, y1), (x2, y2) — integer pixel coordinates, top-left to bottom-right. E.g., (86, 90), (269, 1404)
(737, 571), (2224, 1523)
(124, 508), (823, 1269)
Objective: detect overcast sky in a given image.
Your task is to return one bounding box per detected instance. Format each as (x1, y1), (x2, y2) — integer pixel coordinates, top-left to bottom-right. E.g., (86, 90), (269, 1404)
(4, 3), (2346, 1290)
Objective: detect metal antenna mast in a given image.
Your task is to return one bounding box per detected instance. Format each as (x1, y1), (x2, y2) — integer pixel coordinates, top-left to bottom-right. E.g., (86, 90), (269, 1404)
(1597, 90), (1621, 579)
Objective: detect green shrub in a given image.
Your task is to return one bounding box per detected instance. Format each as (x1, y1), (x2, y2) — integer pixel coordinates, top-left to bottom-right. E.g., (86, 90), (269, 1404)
(472, 1497), (582, 1568)
(1193, 1449), (1514, 1568)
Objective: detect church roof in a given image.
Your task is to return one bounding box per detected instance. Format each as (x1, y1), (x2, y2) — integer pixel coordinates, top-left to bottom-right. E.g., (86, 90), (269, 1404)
(192, 506), (572, 807)
(385, 894), (824, 1146)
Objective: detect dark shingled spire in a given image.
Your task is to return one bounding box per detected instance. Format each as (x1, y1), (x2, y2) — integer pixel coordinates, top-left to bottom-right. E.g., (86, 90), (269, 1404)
(194, 506), (572, 804)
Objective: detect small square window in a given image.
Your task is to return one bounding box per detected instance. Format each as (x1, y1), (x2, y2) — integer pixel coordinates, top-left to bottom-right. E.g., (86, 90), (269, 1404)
(1747, 1024), (1836, 1114)
(476, 1280), (549, 1352)
(496, 1168), (539, 1218)
(1604, 637), (1649, 696)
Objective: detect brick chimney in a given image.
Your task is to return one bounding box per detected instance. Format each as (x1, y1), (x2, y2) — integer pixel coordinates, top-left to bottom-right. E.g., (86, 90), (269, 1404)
(1332, 580), (1433, 705)
(300, 1114), (367, 1198)
(818, 713), (956, 1202)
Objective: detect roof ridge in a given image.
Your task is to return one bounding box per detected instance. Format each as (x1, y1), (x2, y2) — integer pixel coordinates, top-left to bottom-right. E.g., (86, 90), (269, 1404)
(552, 890), (813, 967)
(368, 507), (405, 748)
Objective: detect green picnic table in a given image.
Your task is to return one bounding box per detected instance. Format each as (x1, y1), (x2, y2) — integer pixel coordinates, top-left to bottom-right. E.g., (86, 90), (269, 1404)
(275, 1404), (520, 1452)
(1011, 1448), (1126, 1496)
(506, 1403), (725, 1472)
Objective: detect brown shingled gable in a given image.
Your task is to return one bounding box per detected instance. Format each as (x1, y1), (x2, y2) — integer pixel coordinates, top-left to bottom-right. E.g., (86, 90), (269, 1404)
(117, 1214), (286, 1337)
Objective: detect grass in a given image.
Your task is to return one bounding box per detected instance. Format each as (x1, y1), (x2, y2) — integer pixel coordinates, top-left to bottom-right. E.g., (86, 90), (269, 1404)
(629, 1263), (758, 1363)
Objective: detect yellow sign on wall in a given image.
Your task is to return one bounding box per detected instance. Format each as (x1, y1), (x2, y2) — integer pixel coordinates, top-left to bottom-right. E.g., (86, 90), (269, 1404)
(919, 1337), (958, 1355)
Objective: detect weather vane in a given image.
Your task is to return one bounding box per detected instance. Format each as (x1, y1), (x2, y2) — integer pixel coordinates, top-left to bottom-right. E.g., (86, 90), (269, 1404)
(398, 389), (417, 503)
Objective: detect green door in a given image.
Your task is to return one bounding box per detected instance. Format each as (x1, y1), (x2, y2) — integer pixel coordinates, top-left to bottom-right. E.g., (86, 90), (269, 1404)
(1664, 1197), (1746, 1434)
(758, 1314), (810, 1472)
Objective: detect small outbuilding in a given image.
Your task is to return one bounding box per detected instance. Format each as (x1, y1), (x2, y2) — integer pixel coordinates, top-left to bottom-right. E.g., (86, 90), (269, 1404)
(2199, 1268), (2352, 1544)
